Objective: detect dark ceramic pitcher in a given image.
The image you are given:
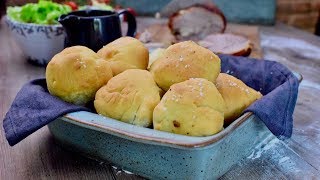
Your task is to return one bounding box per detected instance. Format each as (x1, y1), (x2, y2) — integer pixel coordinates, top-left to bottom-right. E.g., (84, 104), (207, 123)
(59, 9), (136, 52)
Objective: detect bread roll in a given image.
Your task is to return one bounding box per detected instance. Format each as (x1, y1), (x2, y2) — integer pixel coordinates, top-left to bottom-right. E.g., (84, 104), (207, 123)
(94, 69), (162, 127)
(153, 78), (225, 136)
(97, 37), (149, 75)
(216, 73), (262, 124)
(46, 46), (113, 105)
(149, 41), (221, 91)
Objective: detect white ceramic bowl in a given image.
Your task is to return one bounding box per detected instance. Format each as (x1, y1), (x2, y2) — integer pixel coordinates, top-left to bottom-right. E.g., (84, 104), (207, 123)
(5, 16), (65, 66)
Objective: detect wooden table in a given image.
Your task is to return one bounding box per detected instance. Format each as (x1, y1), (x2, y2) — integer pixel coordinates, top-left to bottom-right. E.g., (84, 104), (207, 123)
(1, 17), (320, 179)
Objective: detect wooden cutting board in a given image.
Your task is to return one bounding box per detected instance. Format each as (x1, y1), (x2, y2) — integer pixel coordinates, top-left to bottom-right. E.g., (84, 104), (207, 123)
(136, 17), (262, 59)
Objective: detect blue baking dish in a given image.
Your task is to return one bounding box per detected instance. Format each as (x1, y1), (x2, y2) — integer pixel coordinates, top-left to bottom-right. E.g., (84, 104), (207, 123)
(48, 72), (302, 179)
(48, 112), (272, 179)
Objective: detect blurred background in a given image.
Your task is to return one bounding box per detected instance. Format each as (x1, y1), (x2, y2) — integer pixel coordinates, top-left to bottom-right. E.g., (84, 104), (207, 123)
(1, 0), (320, 34)
(276, 0), (320, 34)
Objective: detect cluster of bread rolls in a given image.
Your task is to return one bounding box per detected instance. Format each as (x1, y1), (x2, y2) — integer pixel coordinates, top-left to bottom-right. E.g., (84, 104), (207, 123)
(46, 37), (262, 137)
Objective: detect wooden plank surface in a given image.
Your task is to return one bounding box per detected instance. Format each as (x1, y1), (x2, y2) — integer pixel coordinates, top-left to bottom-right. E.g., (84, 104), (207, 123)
(1, 17), (319, 180)
(260, 23), (320, 170)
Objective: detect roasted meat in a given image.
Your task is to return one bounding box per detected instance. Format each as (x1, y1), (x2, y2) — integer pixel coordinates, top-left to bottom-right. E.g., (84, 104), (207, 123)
(168, 5), (226, 41)
(199, 33), (252, 56)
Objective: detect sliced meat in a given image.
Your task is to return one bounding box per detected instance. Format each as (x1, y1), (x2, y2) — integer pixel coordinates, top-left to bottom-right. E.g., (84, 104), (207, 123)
(168, 4), (226, 41)
(199, 33), (252, 56)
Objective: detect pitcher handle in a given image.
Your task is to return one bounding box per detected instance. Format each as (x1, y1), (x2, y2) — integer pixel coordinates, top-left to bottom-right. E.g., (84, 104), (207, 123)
(118, 9), (137, 37)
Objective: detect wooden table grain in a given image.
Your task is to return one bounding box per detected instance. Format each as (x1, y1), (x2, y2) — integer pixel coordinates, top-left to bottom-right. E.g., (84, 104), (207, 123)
(1, 17), (320, 179)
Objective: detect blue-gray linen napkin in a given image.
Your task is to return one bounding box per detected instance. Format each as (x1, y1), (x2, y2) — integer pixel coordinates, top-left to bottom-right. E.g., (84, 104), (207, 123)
(3, 79), (90, 146)
(3, 55), (299, 146)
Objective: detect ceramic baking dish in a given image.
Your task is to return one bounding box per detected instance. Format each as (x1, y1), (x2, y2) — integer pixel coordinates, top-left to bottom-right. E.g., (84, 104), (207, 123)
(48, 72), (302, 179)
(48, 112), (271, 179)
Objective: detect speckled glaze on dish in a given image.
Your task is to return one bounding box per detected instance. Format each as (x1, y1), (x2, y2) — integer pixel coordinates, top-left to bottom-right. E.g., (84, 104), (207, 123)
(48, 112), (273, 179)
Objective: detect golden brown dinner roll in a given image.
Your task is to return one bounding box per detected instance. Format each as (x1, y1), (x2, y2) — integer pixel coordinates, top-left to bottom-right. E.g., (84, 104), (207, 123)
(153, 78), (226, 136)
(46, 46), (113, 105)
(94, 69), (163, 127)
(149, 41), (221, 91)
(216, 73), (263, 124)
(97, 37), (149, 75)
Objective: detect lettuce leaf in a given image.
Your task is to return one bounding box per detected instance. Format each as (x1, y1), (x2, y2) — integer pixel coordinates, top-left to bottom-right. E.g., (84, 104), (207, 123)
(7, 0), (71, 25)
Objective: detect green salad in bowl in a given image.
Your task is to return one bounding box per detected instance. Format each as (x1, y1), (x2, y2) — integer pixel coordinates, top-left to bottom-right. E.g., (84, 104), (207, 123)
(5, 1), (72, 66)
(5, 0), (117, 65)
(7, 0), (71, 25)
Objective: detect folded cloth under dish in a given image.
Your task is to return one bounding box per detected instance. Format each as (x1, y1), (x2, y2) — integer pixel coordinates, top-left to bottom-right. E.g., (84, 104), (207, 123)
(3, 79), (90, 146)
(3, 55), (299, 146)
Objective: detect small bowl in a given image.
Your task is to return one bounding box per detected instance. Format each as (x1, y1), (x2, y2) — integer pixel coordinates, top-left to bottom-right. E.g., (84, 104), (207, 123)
(5, 16), (65, 66)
